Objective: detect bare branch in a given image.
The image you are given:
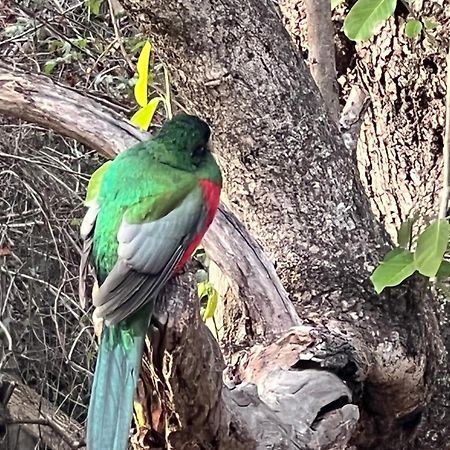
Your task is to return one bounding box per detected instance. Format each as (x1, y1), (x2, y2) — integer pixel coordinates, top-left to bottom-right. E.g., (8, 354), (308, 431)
(1, 375), (84, 450)
(0, 64), (300, 340)
(304, 0), (340, 123)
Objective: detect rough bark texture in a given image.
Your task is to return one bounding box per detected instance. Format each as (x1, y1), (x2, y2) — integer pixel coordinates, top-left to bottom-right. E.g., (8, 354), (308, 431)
(117, 0), (445, 448)
(351, 4), (450, 448)
(356, 9), (450, 237)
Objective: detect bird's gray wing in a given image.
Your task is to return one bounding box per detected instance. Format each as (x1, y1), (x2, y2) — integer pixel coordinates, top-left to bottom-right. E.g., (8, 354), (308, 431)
(94, 188), (207, 325)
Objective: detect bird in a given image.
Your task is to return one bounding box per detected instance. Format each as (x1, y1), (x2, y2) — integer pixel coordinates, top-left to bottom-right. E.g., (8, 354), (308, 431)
(79, 114), (222, 450)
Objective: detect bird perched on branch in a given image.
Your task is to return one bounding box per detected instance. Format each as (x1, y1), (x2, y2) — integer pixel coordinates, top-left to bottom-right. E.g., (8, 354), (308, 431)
(79, 114), (222, 450)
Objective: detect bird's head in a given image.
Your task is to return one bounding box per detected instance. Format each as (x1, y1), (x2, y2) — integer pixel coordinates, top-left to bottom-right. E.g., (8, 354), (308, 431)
(155, 114), (212, 168)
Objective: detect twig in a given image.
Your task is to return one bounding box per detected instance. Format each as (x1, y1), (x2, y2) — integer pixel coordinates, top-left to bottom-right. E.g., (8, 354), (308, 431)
(439, 48), (450, 219)
(13, 1), (96, 61)
(163, 64), (173, 119)
(107, 0), (135, 72)
(0, 320), (12, 351)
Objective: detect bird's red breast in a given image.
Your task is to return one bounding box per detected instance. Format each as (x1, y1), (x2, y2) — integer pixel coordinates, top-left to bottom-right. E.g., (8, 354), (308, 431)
(175, 178), (221, 271)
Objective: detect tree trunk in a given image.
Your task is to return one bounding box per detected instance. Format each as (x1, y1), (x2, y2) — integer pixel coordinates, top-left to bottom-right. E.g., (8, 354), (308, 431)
(116, 0), (445, 448)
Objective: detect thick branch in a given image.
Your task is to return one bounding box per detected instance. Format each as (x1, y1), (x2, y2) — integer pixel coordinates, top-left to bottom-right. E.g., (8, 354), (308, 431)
(0, 62), (147, 157)
(146, 268), (359, 450)
(0, 64), (300, 340)
(304, 0), (340, 123)
(0, 375), (84, 450)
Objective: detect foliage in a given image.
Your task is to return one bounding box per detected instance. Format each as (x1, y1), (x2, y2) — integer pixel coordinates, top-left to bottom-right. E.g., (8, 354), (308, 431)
(87, 0), (104, 16)
(404, 19), (422, 38)
(371, 219), (450, 293)
(194, 250), (221, 340)
(341, 0), (440, 42)
(344, 0), (397, 42)
(85, 160), (112, 206)
(129, 41), (172, 131)
(331, 0), (345, 10)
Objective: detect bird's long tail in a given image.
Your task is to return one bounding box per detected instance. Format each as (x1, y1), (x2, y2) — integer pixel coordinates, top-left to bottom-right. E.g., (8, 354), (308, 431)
(86, 312), (149, 450)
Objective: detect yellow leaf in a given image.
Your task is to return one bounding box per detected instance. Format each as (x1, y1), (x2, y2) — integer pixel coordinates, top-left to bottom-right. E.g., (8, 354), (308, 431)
(134, 41), (152, 108)
(85, 160), (112, 206)
(130, 97), (162, 130)
(133, 401), (146, 427)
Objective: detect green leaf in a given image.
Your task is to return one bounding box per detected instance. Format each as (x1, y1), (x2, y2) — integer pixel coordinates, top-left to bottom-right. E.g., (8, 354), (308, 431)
(130, 40), (146, 55)
(344, 0), (397, 42)
(44, 59), (58, 75)
(397, 218), (414, 249)
(405, 19), (423, 38)
(70, 218), (82, 226)
(75, 37), (88, 49)
(203, 289), (218, 321)
(197, 281), (219, 321)
(370, 248), (416, 294)
(331, 0), (345, 9)
(87, 0), (103, 16)
(130, 97), (162, 130)
(134, 40), (152, 108)
(423, 19), (438, 30)
(436, 260), (450, 280)
(414, 219), (450, 277)
(85, 160), (112, 206)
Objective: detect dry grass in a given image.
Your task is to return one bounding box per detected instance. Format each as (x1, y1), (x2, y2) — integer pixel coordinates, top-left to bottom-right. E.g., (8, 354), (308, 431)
(0, 119), (106, 442)
(0, 0), (145, 447)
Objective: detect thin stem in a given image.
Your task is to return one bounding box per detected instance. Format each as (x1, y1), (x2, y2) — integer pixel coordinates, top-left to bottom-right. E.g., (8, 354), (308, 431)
(107, 0), (135, 72)
(164, 65), (173, 119)
(439, 49), (450, 219)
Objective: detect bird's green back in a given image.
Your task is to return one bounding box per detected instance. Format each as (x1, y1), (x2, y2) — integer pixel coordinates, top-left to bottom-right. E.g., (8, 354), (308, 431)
(92, 119), (221, 283)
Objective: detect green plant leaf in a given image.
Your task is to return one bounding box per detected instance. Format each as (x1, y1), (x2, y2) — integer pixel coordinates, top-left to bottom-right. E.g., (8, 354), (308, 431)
(44, 59), (58, 75)
(87, 0), (103, 16)
(397, 218), (414, 248)
(134, 40), (152, 108)
(405, 19), (423, 38)
(203, 289), (218, 321)
(344, 0), (397, 42)
(371, 248), (416, 294)
(130, 97), (162, 130)
(436, 260), (450, 280)
(331, 0), (345, 9)
(197, 281), (219, 321)
(423, 19), (438, 30)
(85, 160), (112, 206)
(130, 40), (146, 55)
(414, 219), (450, 277)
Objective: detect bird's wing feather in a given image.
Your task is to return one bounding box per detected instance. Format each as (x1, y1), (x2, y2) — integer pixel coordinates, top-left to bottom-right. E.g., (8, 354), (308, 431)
(94, 187), (207, 324)
(79, 203), (100, 307)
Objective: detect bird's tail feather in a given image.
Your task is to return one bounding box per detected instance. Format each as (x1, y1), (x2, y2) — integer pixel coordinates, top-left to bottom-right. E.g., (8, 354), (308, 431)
(86, 314), (148, 450)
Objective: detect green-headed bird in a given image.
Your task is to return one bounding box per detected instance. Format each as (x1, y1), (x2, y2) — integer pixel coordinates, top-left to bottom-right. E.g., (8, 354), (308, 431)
(79, 114), (222, 450)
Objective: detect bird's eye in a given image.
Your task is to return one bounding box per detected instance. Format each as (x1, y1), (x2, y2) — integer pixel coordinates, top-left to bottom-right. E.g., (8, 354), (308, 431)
(192, 145), (206, 158)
